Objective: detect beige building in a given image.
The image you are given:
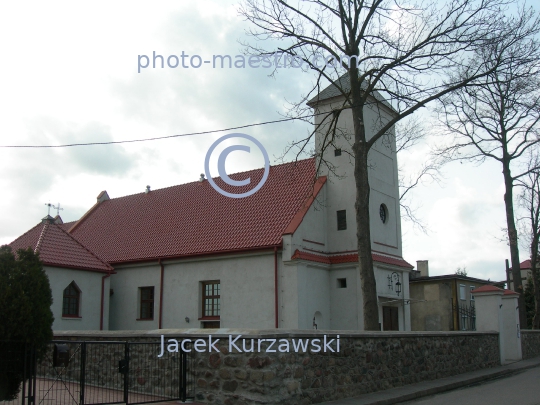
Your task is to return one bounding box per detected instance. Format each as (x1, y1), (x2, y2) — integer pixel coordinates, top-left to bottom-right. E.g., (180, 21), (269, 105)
(409, 261), (493, 331)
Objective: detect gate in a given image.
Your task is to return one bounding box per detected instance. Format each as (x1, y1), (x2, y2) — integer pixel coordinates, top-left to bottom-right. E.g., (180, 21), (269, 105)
(454, 303), (476, 331)
(1, 340), (194, 405)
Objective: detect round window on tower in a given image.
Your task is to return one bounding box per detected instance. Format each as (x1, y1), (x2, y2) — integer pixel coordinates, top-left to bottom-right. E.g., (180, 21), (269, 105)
(380, 204), (388, 224)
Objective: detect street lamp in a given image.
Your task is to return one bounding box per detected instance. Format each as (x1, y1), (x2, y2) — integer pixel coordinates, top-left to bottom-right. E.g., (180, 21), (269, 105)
(387, 272), (402, 296)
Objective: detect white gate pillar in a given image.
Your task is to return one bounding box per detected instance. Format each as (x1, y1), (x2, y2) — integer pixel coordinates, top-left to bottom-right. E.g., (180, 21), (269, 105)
(472, 285), (504, 364)
(501, 290), (522, 362)
(472, 285), (523, 365)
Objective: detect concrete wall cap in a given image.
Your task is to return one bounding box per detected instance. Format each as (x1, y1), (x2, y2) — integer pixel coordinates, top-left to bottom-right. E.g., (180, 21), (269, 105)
(52, 329), (500, 339)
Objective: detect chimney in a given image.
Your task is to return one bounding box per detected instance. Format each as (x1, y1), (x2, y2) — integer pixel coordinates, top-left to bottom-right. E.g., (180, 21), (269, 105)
(416, 260), (429, 277)
(97, 191), (110, 203)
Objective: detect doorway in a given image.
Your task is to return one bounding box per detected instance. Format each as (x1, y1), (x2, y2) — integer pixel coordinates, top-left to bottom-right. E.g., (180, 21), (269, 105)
(382, 306), (399, 331)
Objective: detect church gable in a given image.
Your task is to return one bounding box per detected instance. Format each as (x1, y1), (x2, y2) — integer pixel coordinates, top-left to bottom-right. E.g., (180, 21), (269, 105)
(9, 217), (112, 273)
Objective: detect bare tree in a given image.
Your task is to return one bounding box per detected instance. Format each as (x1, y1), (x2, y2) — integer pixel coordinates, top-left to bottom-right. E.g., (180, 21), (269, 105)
(518, 156), (540, 329)
(435, 6), (540, 327)
(240, 0), (514, 329)
(396, 118), (441, 233)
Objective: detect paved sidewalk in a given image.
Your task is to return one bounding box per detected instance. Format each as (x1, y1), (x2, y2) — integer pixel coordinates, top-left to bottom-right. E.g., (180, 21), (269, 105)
(320, 356), (540, 405)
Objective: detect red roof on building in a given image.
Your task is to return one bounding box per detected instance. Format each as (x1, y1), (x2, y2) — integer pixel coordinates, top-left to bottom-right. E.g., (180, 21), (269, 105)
(9, 218), (112, 273)
(503, 289), (519, 296)
(471, 285), (503, 294)
(291, 249), (413, 269)
(69, 158), (326, 263)
(521, 260), (532, 269)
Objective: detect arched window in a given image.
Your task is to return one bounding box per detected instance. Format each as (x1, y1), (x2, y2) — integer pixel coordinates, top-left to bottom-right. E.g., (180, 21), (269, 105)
(62, 282), (80, 317)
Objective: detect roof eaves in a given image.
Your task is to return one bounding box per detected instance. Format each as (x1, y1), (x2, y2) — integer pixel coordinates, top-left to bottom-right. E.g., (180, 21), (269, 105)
(41, 261), (116, 274)
(108, 244), (283, 266)
(410, 274), (492, 284)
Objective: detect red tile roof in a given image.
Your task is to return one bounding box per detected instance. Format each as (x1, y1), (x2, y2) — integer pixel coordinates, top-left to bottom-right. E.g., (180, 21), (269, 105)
(9, 220), (113, 273)
(521, 260), (532, 269)
(471, 285), (503, 294)
(291, 249), (413, 269)
(69, 159), (325, 264)
(503, 289), (519, 296)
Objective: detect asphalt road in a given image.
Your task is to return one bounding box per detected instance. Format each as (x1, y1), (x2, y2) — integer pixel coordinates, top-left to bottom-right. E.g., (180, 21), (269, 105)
(398, 366), (540, 405)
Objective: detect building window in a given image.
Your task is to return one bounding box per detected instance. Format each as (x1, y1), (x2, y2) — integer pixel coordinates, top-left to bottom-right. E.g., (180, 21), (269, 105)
(202, 321), (221, 329)
(337, 210), (347, 230)
(139, 287), (154, 320)
(337, 278), (347, 288)
(334, 148), (342, 156)
(470, 286), (475, 301)
(459, 284), (466, 300)
(380, 204), (388, 224)
(62, 282), (80, 317)
(202, 281), (220, 318)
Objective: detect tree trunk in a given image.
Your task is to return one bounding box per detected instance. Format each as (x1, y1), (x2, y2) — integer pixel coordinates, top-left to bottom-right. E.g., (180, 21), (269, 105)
(350, 69), (379, 331)
(533, 267), (540, 329)
(530, 235), (540, 329)
(502, 159), (526, 327)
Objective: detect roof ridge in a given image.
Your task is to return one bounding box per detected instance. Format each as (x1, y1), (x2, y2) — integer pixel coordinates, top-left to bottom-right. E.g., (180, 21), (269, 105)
(98, 158), (315, 202)
(8, 222), (44, 248)
(34, 223), (48, 254)
(55, 224), (113, 271)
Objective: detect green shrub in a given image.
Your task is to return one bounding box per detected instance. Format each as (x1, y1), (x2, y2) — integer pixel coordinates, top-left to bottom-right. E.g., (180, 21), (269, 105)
(0, 245), (53, 400)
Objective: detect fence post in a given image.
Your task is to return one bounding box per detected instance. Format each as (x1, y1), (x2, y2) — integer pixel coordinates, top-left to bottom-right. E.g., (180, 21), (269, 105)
(80, 342), (86, 405)
(123, 342), (129, 405)
(180, 346), (187, 402)
(21, 343), (27, 405)
(31, 347), (36, 405)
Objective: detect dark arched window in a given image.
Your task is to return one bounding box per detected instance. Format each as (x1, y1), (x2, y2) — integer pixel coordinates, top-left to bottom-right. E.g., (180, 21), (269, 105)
(62, 282), (80, 317)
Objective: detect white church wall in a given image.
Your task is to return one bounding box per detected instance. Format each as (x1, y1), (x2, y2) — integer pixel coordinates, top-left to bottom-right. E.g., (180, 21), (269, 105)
(45, 266), (107, 331)
(313, 98), (402, 258)
(163, 252), (276, 329)
(375, 265), (411, 331)
(288, 186), (328, 255)
(329, 265), (359, 329)
(296, 262), (331, 330)
(280, 261), (300, 329)
(109, 264), (160, 330)
(110, 252), (277, 330)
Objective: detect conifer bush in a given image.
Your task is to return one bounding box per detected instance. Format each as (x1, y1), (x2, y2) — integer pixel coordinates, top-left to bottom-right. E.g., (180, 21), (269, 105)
(0, 246), (53, 400)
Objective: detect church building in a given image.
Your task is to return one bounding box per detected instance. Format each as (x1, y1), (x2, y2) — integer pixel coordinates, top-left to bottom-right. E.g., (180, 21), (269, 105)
(8, 78), (413, 332)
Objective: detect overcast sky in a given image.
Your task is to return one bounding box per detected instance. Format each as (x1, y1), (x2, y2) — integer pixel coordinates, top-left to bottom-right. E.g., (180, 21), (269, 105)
(0, 0), (532, 282)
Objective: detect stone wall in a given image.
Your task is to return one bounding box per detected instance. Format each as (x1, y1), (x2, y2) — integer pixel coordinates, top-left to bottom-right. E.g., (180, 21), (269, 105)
(54, 329), (500, 405)
(521, 330), (540, 359)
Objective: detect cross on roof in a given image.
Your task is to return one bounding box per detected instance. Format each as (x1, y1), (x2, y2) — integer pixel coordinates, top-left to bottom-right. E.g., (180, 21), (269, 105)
(45, 202), (64, 216)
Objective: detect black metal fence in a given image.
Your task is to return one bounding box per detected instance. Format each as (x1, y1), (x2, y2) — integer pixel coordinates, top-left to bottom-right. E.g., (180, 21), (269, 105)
(0, 342), (37, 405)
(1, 340), (194, 405)
(454, 303), (476, 331)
